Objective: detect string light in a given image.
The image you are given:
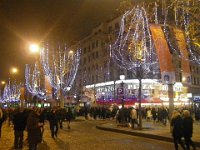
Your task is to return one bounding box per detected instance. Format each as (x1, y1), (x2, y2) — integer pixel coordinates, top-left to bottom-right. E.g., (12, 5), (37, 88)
(2, 80), (21, 102)
(111, 6), (160, 78)
(25, 63), (46, 99)
(40, 43), (81, 97)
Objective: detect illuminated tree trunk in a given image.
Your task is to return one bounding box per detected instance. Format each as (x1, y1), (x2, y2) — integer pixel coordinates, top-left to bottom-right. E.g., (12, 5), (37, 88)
(138, 77), (142, 130)
(60, 89), (64, 108)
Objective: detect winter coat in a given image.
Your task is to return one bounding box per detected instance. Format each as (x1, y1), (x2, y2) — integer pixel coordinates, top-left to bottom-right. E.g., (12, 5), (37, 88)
(183, 117), (193, 138)
(0, 108), (4, 124)
(26, 111), (42, 144)
(49, 110), (59, 126)
(66, 108), (73, 121)
(13, 110), (26, 131)
(130, 108), (137, 119)
(171, 115), (184, 138)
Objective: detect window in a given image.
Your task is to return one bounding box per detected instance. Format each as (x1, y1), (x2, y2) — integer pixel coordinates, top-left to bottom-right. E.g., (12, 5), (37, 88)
(96, 64), (98, 70)
(83, 48), (87, 54)
(96, 51), (99, 58)
(92, 42), (95, 49)
(84, 57), (86, 64)
(108, 26), (112, 33)
(96, 40), (99, 47)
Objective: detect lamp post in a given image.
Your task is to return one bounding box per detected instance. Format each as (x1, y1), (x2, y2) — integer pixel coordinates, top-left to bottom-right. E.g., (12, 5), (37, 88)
(119, 75), (126, 125)
(65, 86), (71, 106)
(27, 43), (46, 107)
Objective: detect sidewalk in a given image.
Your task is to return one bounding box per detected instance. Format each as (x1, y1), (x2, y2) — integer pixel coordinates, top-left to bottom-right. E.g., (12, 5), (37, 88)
(96, 120), (200, 147)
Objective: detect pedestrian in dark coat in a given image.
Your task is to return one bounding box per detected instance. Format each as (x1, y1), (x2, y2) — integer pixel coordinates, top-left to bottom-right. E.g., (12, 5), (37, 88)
(171, 110), (186, 150)
(26, 109), (43, 150)
(182, 110), (196, 150)
(56, 108), (66, 129)
(49, 109), (59, 138)
(0, 107), (4, 138)
(66, 107), (73, 129)
(12, 107), (27, 149)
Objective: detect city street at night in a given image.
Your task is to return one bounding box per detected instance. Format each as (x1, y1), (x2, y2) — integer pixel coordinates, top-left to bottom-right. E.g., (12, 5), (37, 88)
(0, 117), (180, 150)
(0, 1), (200, 150)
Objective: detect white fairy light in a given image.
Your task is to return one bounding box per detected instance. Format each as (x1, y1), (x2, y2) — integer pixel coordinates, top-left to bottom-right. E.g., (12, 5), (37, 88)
(25, 63), (46, 99)
(40, 43), (81, 96)
(2, 80), (21, 102)
(111, 6), (160, 77)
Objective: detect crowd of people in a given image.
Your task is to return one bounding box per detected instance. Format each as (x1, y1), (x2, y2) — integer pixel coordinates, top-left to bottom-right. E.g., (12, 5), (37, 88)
(0, 104), (197, 150)
(82, 105), (196, 150)
(0, 106), (73, 150)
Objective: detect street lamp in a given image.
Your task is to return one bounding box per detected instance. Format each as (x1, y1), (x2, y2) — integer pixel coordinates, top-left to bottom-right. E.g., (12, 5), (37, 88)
(1, 81), (5, 85)
(119, 75), (126, 125)
(11, 67), (18, 75)
(29, 43), (39, 54)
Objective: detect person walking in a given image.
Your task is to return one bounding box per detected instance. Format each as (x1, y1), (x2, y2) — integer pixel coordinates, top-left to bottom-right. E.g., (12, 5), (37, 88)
(182, 110), (196, 150)
(12, 107), (27, 149)
(49, 108), (59, 138)
(66, 107), (73, 129)
(130, 107), (138, 129)
(170, 110), (186, 150)
(0, 107), (4, 138)
(26, 109), (43, 150)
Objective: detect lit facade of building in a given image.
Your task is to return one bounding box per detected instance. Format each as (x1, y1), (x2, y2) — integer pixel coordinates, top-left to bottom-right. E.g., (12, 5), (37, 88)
(73, 16), (200, 107)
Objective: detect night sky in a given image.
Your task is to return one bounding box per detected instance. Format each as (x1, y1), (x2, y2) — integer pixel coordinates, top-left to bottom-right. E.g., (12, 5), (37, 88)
(0, 0), (121, 82)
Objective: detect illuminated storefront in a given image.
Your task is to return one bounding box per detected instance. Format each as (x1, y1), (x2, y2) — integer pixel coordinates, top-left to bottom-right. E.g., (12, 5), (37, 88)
(85, 79), (192, 107)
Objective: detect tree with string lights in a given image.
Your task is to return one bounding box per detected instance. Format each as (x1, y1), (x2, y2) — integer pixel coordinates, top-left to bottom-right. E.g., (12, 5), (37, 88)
(25, 63), (46, 102)
(111, 0), (199, 129)
(111, 6), (160, 129)
(40, 43), (81, 108)
(2, 80), (21, 107)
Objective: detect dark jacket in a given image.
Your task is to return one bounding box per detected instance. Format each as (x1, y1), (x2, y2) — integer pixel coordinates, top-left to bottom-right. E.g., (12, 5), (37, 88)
(49, 110), (59, 126)
(26, 111), (42, 144)
(66, 108), (73, 121)
(171, 115), (184, 138)
(13, 110), (26, 131)
(183, 117), (193, 138)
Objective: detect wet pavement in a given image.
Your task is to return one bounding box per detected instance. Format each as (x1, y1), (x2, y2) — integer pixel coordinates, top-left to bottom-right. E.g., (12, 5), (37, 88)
(96, 119), (200, 147)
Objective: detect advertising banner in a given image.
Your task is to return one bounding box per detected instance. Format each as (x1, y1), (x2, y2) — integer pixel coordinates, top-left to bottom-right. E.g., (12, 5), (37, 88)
(150, 24), (175, 84)
(174, 28), (191, 85)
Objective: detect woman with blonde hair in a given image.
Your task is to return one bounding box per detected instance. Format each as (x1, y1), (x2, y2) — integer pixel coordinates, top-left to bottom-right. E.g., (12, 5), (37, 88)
(170, 110), (186, 150)
(182, 110), (196, 150)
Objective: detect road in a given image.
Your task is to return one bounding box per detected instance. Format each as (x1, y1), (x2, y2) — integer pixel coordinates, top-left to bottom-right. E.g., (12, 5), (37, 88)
(0, 118), (190, 150)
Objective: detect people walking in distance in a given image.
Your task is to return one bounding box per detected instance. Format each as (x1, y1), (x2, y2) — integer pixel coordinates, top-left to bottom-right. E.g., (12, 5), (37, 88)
(57, 108), (66, 129)
(160, 106), (168, 126)
(38, 108), (46, 140)
(130, 107), (138, 129)
(182, 110), (196, 150)
(146, 108), (152, 121)
(151, 107), (158, 123)
(0, 107), (5, 138)
(12, 107), (27, 149)
(26, 109), (43, 150)
(8, 108), (14, 127)
(66, 107), (73, 129)
(49, 108), (59, 138)
(170, 110), (186, 150)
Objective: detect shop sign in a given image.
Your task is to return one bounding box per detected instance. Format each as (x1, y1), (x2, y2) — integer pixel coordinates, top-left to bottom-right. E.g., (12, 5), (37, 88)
(117, 87), (124, 96)
(194, 96), (200, 102)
